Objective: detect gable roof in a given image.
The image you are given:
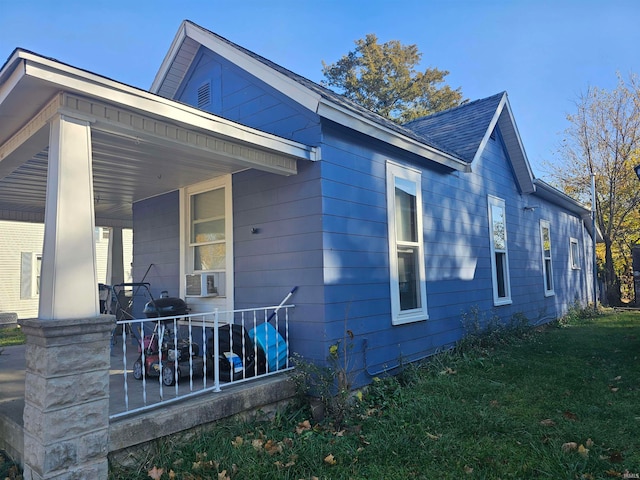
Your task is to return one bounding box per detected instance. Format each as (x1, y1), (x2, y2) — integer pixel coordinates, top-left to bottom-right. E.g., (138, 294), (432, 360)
(404, 93), (504, 163)
(151, 20), (469, 172)
(404, 92), (535, 194)
(153, 21), (596, 207)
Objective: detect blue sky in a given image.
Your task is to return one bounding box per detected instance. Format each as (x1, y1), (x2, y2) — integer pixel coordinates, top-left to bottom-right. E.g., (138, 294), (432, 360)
(1, 0), (638, 180)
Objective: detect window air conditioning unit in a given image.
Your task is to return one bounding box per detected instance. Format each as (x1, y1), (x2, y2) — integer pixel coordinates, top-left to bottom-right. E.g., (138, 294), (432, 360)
(185, 273), (225, 297)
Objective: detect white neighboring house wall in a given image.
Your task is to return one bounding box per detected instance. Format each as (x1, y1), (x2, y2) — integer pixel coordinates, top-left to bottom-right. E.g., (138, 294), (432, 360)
(0, 221), (132, 320)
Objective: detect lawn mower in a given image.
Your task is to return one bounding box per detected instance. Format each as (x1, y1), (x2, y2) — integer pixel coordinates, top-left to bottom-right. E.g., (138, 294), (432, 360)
(132, 295), (204, 386)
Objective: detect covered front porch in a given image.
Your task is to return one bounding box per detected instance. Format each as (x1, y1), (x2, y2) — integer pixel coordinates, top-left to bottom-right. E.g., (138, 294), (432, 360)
(0, 49), (315, 477)
(0, 328), (294, 467)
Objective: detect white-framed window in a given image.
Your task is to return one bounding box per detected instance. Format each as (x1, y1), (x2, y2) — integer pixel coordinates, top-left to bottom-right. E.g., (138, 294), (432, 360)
(20, 252), (42, 299)
(488, 196), (511, 305)
(386, 161), (428, 325)
(570, 237), (580, 270)
(183, 176), (233, 298)
(540, 220), (554, 296)
(190, 188), (226, 272)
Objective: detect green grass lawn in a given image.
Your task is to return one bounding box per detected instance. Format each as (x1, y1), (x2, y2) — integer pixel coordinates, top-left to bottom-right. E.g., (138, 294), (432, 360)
(4, 310), (635, 478)
(0, 327), (24, 347)
(103, 311), (638, 478)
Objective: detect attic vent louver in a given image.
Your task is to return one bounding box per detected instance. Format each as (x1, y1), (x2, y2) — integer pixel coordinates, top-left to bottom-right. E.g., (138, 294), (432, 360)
(197, 82), (211, 108)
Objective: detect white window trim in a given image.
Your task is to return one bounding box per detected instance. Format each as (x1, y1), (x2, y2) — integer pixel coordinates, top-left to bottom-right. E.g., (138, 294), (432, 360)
(20, 252), (42, 299)
(180, 175), (234, 305)
(386, 161), (428, 325)
(487, 195), (512, 306)
(569, 237), (580, 270)
(540, 219), (555, 297)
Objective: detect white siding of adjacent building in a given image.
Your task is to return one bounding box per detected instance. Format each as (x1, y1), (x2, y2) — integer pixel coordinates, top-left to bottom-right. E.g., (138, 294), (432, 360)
(0, 221), (132, 320)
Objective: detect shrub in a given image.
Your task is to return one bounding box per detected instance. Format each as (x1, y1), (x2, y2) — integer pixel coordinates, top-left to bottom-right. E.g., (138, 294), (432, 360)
(557, 301), (601, 327)
(458, 306), (530, 353)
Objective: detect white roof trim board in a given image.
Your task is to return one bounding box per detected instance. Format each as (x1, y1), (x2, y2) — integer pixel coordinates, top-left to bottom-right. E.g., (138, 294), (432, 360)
(152, 21), (589, 215)
(152, 20), (470, 172)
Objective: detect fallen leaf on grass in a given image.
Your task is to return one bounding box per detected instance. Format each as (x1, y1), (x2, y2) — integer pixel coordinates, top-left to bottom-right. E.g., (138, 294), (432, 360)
(605, 470), (622, 477)
(562, 442), (578, 453)
(563, 410), (578, 421)
(613, 376), (622, 381)
(439, 367), (457, 375)
(148, 466), (164, 480)
(426, 432), (440, 441)
(324, 453), (337, 465)
(578, 444), (589, 457)
(264, 439), (283, 455)
(231, 436), (243, 447)
(609, 386), (619, 393)
(296, 420), (312, 434)
(540, 418), (556, 427)
(274, 454), (298, 469)
(218, 470), (230, 480)
(586, 438), (594, 448)
(464, 465), (474, 474)
(252, 438), (264, 451)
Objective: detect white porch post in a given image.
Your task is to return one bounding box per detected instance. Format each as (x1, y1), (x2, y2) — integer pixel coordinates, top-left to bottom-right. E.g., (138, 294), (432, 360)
(39, 113), (99, 319)
(106, 226), (125, 287)
(20, 113), (113, 480)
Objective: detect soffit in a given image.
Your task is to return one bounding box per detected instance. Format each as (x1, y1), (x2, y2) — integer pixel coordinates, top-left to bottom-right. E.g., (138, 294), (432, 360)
(0, 51), (316, 227)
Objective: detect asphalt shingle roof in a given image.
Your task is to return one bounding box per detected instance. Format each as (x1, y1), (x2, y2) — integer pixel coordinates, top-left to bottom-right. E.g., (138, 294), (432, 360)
(403, 92), (505, 163)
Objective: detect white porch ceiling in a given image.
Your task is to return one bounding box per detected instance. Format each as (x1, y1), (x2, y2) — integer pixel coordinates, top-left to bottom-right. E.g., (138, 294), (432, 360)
(0, 50), (317, 227)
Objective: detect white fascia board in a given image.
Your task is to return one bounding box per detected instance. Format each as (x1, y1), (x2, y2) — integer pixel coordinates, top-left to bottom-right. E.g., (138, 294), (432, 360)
(471, 93), (506, 165)
(149, 23), (466, 171)
(150, 21), (188, 93)
(21, 58), (317, 161)
(317, 100), (469, 172)
(183, 22), (321, 112)
(501, 97), (535, 182)
(532, 179), (590, 216)
(473, 92), (534, 194)
(0, 57), (25, 107)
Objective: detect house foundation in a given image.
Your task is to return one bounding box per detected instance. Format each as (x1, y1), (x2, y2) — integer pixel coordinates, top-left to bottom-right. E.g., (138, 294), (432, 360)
(19, 315), (114, 480)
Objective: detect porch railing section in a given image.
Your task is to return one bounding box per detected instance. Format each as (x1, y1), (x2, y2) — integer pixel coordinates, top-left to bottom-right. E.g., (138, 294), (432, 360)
(109, 305), (293, 420)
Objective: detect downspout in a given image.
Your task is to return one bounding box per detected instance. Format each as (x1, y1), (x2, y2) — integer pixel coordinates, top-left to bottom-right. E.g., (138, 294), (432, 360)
(591, 174), (598, 310)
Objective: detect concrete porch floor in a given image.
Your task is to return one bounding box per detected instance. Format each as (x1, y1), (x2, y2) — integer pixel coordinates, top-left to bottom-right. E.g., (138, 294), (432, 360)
(0, 343), (295, 466)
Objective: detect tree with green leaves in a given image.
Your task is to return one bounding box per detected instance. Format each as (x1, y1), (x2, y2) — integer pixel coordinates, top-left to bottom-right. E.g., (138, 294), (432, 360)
(550, 73), (640, 306)
(321, 34), (464, 123)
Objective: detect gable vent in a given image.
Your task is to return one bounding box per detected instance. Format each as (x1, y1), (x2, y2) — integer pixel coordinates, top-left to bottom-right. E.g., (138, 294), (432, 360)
(197, 82), (211, 108)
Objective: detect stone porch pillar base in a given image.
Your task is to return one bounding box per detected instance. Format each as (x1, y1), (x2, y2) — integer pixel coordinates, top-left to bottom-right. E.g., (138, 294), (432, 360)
(19, 315), (114, 480)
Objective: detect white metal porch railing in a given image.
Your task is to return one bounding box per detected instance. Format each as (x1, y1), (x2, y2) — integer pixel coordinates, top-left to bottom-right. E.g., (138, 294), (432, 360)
(109, 305), (293, 420)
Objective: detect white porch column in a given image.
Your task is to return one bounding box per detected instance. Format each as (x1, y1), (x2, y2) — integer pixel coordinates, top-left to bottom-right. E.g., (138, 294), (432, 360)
(21, 113), (112, 480)
(39, 113), (99, 320)
(106, 227), (125, 287)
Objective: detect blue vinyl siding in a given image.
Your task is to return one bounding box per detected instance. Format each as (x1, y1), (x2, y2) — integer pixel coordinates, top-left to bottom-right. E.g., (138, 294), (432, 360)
(130, 43), (595, 387)
(316, 123), (591, 378)
(232, 161), (327, 360)
(177, 48), (321, 146)
(131, 190), (181, 316)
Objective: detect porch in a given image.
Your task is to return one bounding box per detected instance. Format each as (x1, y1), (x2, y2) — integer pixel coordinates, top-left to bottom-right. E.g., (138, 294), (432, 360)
(0, 309), (296, 467)
(0, 48), (316, 477)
